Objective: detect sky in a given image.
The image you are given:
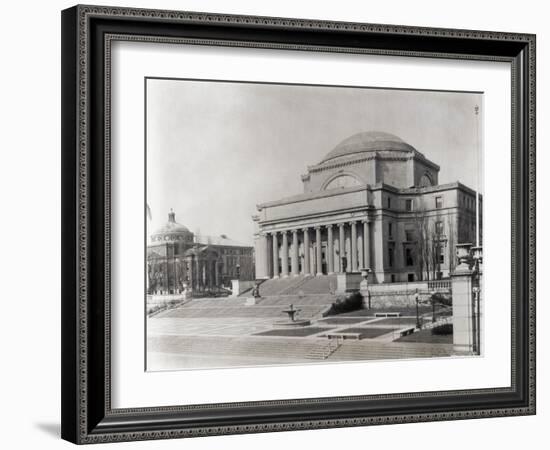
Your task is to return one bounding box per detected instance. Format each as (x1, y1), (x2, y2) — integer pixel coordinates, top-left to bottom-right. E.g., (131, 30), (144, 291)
(146, 79), (483, 246)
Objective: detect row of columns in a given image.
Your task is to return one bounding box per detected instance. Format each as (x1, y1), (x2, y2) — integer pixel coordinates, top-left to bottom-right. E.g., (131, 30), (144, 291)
(264, 220), (371, 278)
(190, 257), (220, 291)
(147, 257), (222, 295)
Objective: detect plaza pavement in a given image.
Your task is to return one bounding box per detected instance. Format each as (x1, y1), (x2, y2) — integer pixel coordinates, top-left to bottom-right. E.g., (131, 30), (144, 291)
(147, 312), (453, 370)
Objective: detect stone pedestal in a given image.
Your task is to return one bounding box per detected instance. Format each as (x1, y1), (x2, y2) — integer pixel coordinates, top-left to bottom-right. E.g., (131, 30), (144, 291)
(231, 279), (241, 297)
(451, 266), (476, 354)
(359, 280), (370, 309)
(336, 272), (362, 294)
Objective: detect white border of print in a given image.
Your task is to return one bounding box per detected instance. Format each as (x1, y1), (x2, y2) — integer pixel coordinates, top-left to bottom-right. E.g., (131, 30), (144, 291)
(111, 41), (511, 409)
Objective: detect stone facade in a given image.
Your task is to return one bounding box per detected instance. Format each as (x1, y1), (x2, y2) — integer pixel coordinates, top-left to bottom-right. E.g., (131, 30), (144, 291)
(253, 131), (481, 284)
(147, 211), (254, 295)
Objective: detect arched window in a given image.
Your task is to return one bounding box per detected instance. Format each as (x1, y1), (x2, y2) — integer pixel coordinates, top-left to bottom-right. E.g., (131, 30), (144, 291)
(419, 173), (433, 187)
(324, 174), (361, 190)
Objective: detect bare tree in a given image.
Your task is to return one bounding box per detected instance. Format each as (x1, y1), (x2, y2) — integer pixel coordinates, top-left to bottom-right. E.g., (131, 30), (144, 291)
(411, 207), (434, 281)
(446, 214), (456, 274)
(411, 206), (455, 280)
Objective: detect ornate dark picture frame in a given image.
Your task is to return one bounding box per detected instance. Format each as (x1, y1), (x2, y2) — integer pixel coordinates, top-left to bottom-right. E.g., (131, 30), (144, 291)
(61, 4), (536, 444)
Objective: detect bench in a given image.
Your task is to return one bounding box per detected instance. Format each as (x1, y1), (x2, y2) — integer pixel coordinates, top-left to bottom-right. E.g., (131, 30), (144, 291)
(325, 332), (363, 341)
(399, 327), (416, 337)
(374, 312), (401, 318)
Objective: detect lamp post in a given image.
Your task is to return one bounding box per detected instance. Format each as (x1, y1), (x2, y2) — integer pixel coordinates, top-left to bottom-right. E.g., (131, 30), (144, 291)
(471, 246), (482, 355)
(414, 288), (421, 329)
(472, 286), (480, 353)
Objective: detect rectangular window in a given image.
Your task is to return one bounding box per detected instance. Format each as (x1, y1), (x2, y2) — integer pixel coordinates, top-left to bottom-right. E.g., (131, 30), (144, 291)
(405, 199), (413, 211)
(388, 223), (393, 239)
(405, 247), (414, 266)
(391, 274), (396, 283)
(435, 221), (444, 235)
(388, 246), (394, 267)
(387, 197), (391, 209)
(438, 245), (445, 264)
(435, 196), (443, 209)
(405, 229), (415, 242)
(408, 273), (415, 282)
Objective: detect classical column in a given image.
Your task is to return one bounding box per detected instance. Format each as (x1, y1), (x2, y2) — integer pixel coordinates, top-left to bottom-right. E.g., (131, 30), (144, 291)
(363, 219), (371, 270)
(208, 260), (214, 289)
(165, 257), (169, 294)
(338, 223), (345, 273)
(195, 257), (201, 290)
(303, 228), (311, 275)
(327, 224), (334, 274)
(315, 226), (323, 276)
(187, 258), (194, 292)
(351, 221), (358, 271)
(265, 234), (270, 278)
(211, 260), (216, 288)
(291, 230), (299, 276)
(281, 231), (289, 277)
(254, 233), (269, 279)
(199, 260), (204, 291)
(272, 232), (279, 278)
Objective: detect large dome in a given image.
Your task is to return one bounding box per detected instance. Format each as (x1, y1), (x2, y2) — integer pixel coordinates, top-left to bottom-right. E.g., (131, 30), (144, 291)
(321, 131), (415, 164)
(151, 210), (193, 242)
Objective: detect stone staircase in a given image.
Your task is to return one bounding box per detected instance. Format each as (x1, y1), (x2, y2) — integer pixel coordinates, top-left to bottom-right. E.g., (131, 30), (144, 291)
(257, 277), (304, 296)
(257, 294), (336, 306)
(258, 274), (338, 296)
(305, 339), (342, 360)
(148, 335), (328, 360)
(329, 340), (453, 361)
(148, 334), (453, 363)
(157, 303), (329, 319)
(185, 297), (248, 307)
(278, 275), (314, 295)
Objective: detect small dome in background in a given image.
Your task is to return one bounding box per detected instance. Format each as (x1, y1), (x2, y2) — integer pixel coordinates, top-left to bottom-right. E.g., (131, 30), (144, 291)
(150, 210), (193, 242)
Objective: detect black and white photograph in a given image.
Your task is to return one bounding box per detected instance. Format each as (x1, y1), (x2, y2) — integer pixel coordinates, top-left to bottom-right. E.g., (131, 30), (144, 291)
(145, 79), (484, 371)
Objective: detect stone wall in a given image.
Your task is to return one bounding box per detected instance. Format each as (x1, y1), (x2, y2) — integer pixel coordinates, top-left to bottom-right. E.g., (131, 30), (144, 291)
(364, 280), (445, 309)
(366, 290), (433, 309)
(231, 280), (256, 297)
(146, 293), (187, 308)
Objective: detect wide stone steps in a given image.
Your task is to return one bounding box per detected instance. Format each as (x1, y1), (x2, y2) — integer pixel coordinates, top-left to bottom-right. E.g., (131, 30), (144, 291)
(148, 335), (327, 360)
(258, 274), (339, 296)
(148, 334), (453, 363)
(258, 277), (305, 296)
(290, 275), (337, 295)
(157, 305), (328, 319)
(305, 341), (342, 360)
(329, 341), (453, 360)
(185, 297), (248, 307)
(257, 294), (336, 306)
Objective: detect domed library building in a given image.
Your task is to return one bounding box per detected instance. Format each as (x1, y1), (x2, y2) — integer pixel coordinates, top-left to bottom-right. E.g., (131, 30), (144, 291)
(253, 131), (481, 284)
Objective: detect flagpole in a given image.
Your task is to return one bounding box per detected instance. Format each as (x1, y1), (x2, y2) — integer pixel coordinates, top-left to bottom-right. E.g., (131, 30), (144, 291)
(475, 105), (480, 248)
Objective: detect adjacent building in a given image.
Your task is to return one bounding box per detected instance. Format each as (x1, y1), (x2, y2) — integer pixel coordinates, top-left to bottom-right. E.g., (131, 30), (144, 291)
(253, 131), (481, 283)
(147, 210), (254, 295)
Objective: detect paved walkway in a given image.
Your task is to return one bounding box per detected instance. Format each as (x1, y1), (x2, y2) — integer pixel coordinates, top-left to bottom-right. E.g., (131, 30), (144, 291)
(146, 304), (454, 371)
